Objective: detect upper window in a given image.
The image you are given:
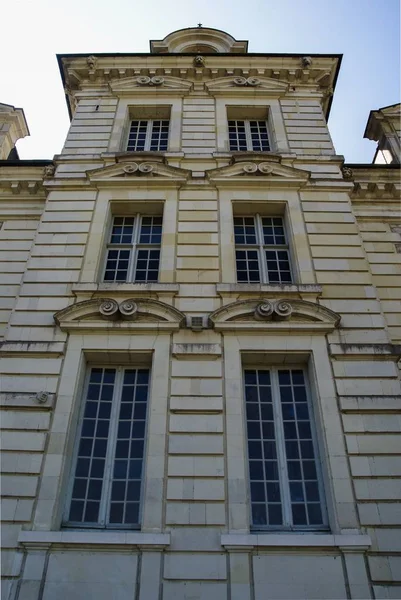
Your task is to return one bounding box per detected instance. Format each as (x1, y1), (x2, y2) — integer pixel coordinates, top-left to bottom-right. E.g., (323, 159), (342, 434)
(127, 120), (170, 152)
(66, 367), (150, 528)
(245, 367), (326, 530)
(229, 120), (270, 152)
(234, 215), (292, 283)
(104, 215), (162, 283)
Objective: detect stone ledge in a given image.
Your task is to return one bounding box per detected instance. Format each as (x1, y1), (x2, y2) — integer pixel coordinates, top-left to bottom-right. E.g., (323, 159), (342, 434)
(18, 530), (170, 551)
(329, 343), (401, 360)
(72, 283), (179, 296)
(221, 533), (371, 550)
(216, 283), (322, 298)
(0, 341), (65, 357)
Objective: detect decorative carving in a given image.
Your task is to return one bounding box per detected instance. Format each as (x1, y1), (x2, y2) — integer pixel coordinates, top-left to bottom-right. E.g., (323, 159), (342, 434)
(139, 163), (153, 173)
(242, 163), (275, 175)
(274, 300), (293, 320)
(119, 299), (138, 320)
(254, 300), (293, 321)
(242, 164), (258, 173)
(87, 55), (97, 70)
(136, 76), (164, 86)
(123, 163), (139, 174)
(99, 299), (119, 319)
(301, 56), (312, 68)
(341, 166), (353, 180)
(35, 391), (49, 404)
(233, 76), (261, 87)
(194, 55), (205, 68)
(43, 165), (55, 179)
(254, 301), (274, 320)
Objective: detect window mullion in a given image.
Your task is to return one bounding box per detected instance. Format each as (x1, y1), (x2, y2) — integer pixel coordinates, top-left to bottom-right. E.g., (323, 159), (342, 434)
(145, 121), (153, 152)
(256, 215), (268, 284)
(271, 369), (292, 528)
(100, 369), (124, 527)
(128, 215), (141, 282)
(245, 121), (253, 151)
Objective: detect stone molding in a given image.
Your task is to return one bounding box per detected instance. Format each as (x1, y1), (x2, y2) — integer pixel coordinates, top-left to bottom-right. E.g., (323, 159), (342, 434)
(87, 158), (190, 186)
(109, 75), (193, 96)
(54, 297), (186, 332)
(207, 155), (310, 187)
(221, 533), (371, 551)
(209, 298), (341, 332)
(18, 530), (170, 552)
(205, 75), (288, 96)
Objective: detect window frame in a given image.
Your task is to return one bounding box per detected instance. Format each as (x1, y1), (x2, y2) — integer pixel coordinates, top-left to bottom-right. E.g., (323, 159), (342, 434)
(63, 365), (151, 530)
(126, 119), (170, 152)
(228, 119), (271, 152)
(244, 365), (328, 532)
(102, 213), (162, 283)
(234, 213), (293, 284)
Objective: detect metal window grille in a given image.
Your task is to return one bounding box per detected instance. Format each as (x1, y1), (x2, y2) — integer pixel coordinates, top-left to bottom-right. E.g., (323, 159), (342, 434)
(244, 368), (326, 530)
(127, 120), (170, 152)
(103, 215), (162, 283)
(66, 367), (150, 528)
(234, 215), (292, 283)
(228, 120), (270, 151)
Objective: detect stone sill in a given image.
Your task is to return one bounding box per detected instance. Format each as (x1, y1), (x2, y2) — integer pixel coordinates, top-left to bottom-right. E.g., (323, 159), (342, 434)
(221, 533), (371, 550)
(18, 531), (170, 551)
(72, 283), (179, 296)
(216, 283), (322, 297)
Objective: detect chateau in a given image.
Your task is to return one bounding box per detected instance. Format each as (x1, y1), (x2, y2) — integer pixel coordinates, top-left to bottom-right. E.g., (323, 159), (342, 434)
(1, 26), (400, 600)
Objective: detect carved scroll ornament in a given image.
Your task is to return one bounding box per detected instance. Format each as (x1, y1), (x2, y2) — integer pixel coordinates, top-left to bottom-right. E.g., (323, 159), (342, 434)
(136, 76), (164, 86)
(254, 300), (293, 321)
(233, 76), (261, 87)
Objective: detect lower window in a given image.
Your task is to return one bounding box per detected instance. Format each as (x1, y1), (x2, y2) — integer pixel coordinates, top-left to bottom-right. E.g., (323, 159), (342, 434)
(244, 367), (326, 530)
(66, 367), (150, 528)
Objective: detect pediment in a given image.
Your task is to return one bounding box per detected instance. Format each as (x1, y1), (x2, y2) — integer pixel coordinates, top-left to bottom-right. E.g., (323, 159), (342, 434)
(207, 155), (310, 186)
(87, 159), (190, 185)
(209, 298), (340, 333)
(205, 76), (288, 96)
(54, 297), (185, 332)
(109, 75), (193, 96)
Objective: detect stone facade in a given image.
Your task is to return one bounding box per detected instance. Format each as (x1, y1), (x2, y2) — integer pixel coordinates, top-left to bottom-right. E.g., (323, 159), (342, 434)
(1, 27), (400, 600)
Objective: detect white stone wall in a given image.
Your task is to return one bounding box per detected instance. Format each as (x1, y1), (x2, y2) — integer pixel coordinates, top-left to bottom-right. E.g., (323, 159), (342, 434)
(1, 46), (400, 600)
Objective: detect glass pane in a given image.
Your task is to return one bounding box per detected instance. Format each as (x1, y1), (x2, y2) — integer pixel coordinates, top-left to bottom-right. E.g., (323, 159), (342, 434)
(108, 369), (149, 526)
(68, 368), (116, 524)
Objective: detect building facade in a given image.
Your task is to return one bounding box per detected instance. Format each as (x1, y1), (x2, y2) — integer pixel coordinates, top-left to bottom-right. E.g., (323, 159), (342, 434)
(1, 26), (400, 600)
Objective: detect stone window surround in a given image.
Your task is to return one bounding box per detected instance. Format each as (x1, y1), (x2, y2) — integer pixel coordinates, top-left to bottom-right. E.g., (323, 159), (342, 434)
(216, 98), (290, 154)
(80, 189), (177, 285)
(219, 191), (316, 285)
(31, 335), (170, 533)
(108, 97), (182, 154)
(223, 335), (359, 534)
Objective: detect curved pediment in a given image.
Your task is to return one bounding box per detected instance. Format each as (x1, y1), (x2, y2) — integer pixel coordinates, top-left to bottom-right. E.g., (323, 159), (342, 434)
(109, 75), (193, 96)
(205, 75), (288, 96)
(207, 155), (310, 187)
(209, 298), (340, 333)
(54, 298), (185, 332)
(87, 159), (190, 186)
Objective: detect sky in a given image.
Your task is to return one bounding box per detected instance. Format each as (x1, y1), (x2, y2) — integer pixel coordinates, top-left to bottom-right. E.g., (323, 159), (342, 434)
(1, 0), (399, 162)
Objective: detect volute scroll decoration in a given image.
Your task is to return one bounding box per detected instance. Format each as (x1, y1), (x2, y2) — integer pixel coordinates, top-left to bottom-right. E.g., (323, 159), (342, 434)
(99, 299), (119, 319)
(136, 76), (164, 86)
(119, 300), (138, 320)
(122, 163), (154, 175)
(254, 300), (293, 321)
(233, 76), (261, 87)
(242, 162), (275, 175)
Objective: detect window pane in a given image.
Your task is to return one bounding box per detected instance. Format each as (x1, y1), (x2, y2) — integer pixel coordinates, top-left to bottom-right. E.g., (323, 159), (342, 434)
(104, 248), (131, 282)
(234, 217), (257, 245)
(278, 369), (324, 527)
(108, 369), (149, 526)
(149, 120), (170, 151)
(236, 249), (260, 283)
(245, 369), (282, 527)
(127, 120), (147, 151)
(134, 248), (160, 282)
(249, 121), (270, 151)
(228, 120), (248, 151)
(68, 368), (116, 524)
(264, 249), (292, 284)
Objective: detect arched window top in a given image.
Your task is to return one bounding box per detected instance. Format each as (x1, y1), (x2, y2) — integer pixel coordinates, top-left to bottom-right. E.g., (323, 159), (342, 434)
(150, 27), (248, 54)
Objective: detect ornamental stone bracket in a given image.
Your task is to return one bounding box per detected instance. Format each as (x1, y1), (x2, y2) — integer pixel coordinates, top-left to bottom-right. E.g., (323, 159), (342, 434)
(54, 298), (186, 332)
(209, 298), (341, 333)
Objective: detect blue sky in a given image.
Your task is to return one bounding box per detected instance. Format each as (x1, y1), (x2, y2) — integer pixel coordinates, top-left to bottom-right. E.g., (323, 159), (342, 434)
(1, 0), (399, 161)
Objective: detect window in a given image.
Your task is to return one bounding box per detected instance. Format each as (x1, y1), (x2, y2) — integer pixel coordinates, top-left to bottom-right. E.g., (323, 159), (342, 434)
(103, 215), (162, 282)
(245, 367), (326, 530)
(66, 367), (150, 528)
(229, 120), (270, 151)
(234, 215), (292, 283)
(127, 120), (169, 152)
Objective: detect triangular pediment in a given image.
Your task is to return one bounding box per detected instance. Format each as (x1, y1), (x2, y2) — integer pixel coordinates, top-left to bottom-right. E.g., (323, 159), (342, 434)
(109, 75), (193, 96)
(207, 155), (310, 186)
(205, 75), (288, 96)
(209, 298), (340, 333)
(54, 297), (186, 332)
(87, 159), (190, 185)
